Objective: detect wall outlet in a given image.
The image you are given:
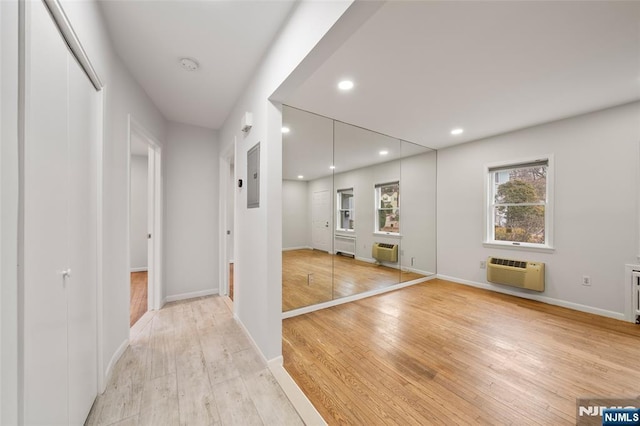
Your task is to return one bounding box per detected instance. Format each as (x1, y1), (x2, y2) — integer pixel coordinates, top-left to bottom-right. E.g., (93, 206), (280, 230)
(582, 275), (591, 286)
(480, 261), (487, 269)
(411, 257), (415, 266)
(400, 249), (405, 256)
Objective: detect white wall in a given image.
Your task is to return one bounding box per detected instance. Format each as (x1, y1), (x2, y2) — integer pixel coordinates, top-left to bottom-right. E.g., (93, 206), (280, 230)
(438, 101), (640, 318)
(165, 122), (219, 299)
(49, 0), (167, 389)
(216, 0), (380, 361)
(283, 179), (310, 249)
(1, 0), (19, 422)
(129, 155), (147, 271)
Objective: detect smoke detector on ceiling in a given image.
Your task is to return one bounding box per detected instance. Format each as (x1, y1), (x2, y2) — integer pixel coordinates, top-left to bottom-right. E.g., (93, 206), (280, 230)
(179, 57), (200, 72)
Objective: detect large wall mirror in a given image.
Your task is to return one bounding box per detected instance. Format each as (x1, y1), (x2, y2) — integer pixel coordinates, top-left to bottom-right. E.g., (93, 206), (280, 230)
(282, 106), (436, 312)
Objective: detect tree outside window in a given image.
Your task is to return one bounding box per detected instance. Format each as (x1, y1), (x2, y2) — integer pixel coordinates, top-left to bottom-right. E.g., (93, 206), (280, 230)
(490, 160), (548, 245)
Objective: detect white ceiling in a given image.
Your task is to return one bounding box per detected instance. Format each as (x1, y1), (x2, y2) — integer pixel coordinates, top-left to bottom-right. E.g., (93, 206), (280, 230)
(285, 1), (640, 149)
(282, 106), (431, 181)
(99, 0), (296, 129)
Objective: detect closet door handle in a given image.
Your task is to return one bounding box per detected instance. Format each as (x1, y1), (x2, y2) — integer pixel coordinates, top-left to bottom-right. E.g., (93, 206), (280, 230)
(59, 269), (72, 279)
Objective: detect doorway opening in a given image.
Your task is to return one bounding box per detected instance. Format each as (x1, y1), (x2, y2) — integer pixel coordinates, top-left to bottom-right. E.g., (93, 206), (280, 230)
(128, 116), (163, 327)
(219, 141), (236, 308)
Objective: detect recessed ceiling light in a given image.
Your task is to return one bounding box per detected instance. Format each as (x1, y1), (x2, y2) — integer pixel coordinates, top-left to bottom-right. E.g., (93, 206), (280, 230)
(179, 57), (200, 72)
(281, 126), (290, 134)
(297, 175), (304, 179)
(379, 150), (389, 156)
(329, 165), (336, 170)
(451, 128), (464, 135)
(338, 80), (354, 91)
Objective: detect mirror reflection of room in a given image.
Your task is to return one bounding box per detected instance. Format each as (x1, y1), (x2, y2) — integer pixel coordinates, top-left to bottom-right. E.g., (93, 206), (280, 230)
(282, 106), (437, 312)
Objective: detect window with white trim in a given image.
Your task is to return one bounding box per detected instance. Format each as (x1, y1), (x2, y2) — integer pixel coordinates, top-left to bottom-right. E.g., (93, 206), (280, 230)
(375, 182), (399, 234)
(487, 159), (552, 248)
(337, 188), (354, 231)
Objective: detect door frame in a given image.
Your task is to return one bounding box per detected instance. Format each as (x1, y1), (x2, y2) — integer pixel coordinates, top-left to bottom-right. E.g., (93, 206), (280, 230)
(218, 140), (236, 301)
(312, 189), (331, 252)
(127, 115), (163, 314)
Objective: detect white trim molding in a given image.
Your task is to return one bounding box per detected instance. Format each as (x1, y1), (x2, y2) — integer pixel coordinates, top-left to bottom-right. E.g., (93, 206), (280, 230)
(42, 0), (103, 90)
(164, 288), (218, 304)
(101, 338), (128, 394)
(283, 275), (435, 319)
(483, 154), (555, 251)
(438, 274), (625, 321)
(268, 357), (327, 426)
(624, 264), (640, 323)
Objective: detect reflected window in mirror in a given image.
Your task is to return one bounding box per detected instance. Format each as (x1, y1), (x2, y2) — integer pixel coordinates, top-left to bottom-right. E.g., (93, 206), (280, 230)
(337, 188), (354, 232)
(375, 182), (400, 235)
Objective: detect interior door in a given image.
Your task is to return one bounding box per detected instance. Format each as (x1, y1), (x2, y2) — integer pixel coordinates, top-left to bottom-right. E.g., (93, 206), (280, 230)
(67, 44), (99, 424)
(24, 1), (99, 423)
(23, 1), (70, 422)
(312, 189), (331, 252)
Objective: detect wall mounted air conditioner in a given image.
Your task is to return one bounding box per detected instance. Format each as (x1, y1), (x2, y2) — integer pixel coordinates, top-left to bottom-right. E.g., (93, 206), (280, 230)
(372, 243), (398, 263)
(487, 257), (545, 292)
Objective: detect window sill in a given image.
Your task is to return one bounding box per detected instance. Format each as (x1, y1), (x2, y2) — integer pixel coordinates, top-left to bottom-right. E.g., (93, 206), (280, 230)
(482, 241), (555, 253)
(373, 232), (402, 239)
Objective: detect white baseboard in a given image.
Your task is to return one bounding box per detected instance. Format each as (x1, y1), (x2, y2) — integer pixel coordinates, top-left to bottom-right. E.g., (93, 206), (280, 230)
(234, 314), (268, 365)
(402, 267), (434, 276)
(102, 338), (128, 393)
(437, 274), (626, 321)
(130, 267), (148, 272)
(283, 246), (312, 252)
(164, 288), (218, 303)
(354, 256), (433, 276)
(268, 357), (327, 426)
(225, 303), (323, 423)
(283, 275), (435, 319)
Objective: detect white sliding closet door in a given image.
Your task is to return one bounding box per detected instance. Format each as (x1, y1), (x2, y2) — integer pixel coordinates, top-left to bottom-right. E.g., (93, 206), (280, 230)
(67, 44), (99, 425)
(24, 1), (99, 424)
(24, 1), (71, 423)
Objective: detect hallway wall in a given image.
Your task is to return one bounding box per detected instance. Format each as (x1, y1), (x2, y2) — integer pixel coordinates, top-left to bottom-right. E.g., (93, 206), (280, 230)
(217, 1), (385, 361)
(164, 122), (219, 300)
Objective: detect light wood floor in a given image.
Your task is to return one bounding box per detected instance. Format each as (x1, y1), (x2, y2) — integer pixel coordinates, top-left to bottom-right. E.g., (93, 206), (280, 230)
(88, 296), (302, 426)
(130, 271), (148, 327)
(283, 249), (425, 311)
(283, 279), (640, 425)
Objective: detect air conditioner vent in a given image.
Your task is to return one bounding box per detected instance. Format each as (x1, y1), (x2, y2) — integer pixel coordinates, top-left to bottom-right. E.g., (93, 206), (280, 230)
(490, 258), (527, 269)
(487, 256), (545, 291)
(372, 243), (398, 263)
(377, 243), (395, 249)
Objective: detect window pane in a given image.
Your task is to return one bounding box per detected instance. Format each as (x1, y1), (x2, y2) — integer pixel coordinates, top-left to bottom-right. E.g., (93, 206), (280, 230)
(494, 205), (545, 243)
(379, 184), (399, 209)
(494, 166), (546, 204)
(378, 208), (399, 232)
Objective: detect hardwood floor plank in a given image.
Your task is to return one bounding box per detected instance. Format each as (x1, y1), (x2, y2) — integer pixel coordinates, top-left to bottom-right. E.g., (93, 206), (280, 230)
(232, 347), (266, 378)
(90, 295), (302, 425)
(130, 271), (148, 327)
(148, 309), (177, 380)
(174, 305), (221, 426)
(138, 374), (179, 426)
(243, 369), (305, 426)
(212, 376), (263, 426)
(283, 279), (640, 425)
(283, 249), (426, 311)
